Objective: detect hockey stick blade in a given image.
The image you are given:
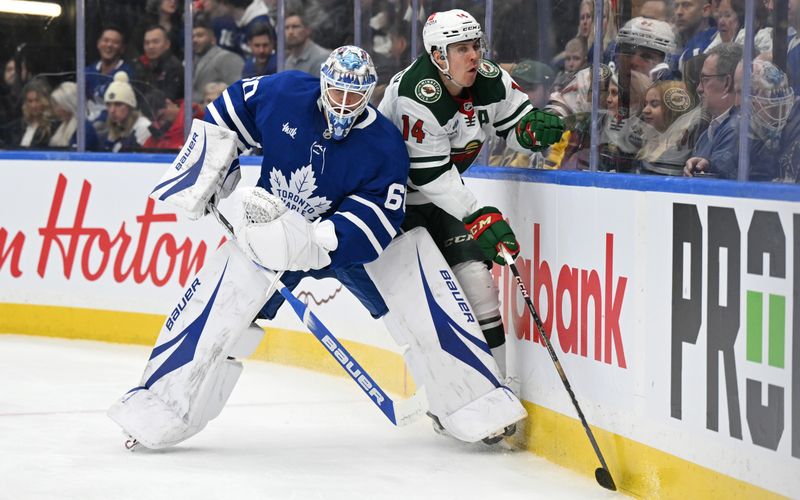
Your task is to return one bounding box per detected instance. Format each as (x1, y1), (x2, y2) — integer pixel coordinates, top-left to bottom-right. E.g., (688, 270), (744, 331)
(501, 247), (616, 491)
(208, 203), (427, 427)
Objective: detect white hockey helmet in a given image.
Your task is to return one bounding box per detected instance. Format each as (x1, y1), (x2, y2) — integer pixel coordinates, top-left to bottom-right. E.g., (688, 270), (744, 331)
(422, 9), (484, 77)
(617, 17), (676, 56)
(319, 45), (377, 141)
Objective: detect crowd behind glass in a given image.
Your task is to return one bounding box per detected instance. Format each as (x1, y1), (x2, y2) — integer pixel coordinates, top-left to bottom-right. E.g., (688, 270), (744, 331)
(0, 0), (798, 183)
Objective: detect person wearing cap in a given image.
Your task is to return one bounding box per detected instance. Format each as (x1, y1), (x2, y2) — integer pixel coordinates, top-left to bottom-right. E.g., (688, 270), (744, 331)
(102, 72), (151, 152)
(511, 59), (555, 108)
(489, 60), (558, 167)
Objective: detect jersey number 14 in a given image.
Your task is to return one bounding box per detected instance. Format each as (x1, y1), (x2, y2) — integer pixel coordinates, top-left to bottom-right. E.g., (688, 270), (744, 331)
(401, 115), (425, 143)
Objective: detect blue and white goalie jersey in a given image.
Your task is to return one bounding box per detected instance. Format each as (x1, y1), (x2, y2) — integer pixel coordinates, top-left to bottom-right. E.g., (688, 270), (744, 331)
(205, 71), (410, 268)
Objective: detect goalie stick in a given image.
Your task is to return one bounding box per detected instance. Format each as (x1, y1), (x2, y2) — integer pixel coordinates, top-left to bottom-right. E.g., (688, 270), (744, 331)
(501, 246), (617, 491)
(208, 203), (427, 427)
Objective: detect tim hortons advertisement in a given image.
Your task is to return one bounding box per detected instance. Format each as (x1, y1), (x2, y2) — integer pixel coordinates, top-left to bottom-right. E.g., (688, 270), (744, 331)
(0, 159), (398, 351)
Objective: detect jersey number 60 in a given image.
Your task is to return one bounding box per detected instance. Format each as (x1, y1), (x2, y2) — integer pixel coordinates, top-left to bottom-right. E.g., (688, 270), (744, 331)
(385, 183), (406, 210)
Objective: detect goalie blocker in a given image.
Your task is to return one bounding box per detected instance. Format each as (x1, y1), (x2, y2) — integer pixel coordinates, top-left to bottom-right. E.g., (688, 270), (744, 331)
(366, 228), (526, 443)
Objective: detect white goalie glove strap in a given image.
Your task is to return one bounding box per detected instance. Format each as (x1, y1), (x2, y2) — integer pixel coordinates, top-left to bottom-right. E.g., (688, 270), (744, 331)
(234, 187), (338, 272)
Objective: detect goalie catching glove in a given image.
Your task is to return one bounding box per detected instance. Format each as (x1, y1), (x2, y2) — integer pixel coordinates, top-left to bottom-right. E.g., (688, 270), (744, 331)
(463, 206), (520, 265)
(233, 187), (338, 271)
(515, 109), (564, 152)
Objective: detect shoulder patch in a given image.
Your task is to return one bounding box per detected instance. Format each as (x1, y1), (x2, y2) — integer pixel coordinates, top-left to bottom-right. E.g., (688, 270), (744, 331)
(414, 78), (442, 103)
(477, 59), (500, 78)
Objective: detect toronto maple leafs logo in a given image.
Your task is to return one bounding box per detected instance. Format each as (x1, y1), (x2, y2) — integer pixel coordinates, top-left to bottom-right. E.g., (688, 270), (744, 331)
(269, 164), (332, 221)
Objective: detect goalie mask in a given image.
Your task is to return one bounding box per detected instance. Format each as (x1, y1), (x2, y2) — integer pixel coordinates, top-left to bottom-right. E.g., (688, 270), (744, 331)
(422, 9), (486, 82)
(320, 45), (377, 141)
(749, 59), (794, 148)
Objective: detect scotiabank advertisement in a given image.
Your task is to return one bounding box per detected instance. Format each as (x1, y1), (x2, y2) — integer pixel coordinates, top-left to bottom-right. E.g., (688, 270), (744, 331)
(0, 158), (797, 497)
(469, 177), (799, 498)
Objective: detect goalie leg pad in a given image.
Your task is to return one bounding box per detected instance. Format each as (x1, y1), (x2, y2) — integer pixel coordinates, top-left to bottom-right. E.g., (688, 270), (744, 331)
(441, 387), (527, 443)
(108, 241), (276, 448)
(365, 228), (525, 441)
(227, 323), (265, 358)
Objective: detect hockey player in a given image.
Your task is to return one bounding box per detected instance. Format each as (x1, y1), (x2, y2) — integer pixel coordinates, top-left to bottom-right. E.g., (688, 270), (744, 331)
(378, 10), (564, 382)
(108, 46), (411, 449)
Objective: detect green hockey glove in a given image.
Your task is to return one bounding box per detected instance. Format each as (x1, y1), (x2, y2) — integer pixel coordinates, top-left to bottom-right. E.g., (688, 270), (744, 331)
(515, 109), (564, 152)
(463, 206), (520, 265)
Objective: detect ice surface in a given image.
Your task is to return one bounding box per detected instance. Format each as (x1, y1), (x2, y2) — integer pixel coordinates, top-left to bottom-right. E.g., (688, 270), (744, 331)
(0, 335), (624, 500)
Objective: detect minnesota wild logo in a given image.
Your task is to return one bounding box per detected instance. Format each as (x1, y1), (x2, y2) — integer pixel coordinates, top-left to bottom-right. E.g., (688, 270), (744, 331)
(415, 78), (442, 103)
(269, 164), (332, 220)
(477, 60), (500, 78)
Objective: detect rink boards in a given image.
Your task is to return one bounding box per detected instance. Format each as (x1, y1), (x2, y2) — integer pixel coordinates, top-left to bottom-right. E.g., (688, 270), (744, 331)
(0, 153), (797, 499)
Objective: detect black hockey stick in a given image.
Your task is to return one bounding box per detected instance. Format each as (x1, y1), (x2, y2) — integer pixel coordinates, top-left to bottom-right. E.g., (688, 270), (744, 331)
(501, 247), (616, 491)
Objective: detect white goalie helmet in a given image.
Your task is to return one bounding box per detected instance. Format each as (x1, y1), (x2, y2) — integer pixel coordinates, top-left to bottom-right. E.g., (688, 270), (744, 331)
(320, 45), (378, 141)
(749, 59), (794, 146)
(422, 9), (484, 78)
(617, 17), (676, 56)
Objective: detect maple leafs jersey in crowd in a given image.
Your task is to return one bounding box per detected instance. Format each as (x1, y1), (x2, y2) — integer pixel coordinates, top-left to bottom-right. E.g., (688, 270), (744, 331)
(378, 56), (533, 218)
(204, 70), (410, 269)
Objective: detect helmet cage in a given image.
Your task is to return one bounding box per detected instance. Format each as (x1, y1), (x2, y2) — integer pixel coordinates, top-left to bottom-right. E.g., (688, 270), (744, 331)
(319, 46), (377, 140)
(751, 90), (794, 143)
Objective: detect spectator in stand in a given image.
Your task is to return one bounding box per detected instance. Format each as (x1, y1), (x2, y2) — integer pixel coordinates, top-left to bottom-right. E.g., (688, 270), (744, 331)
(703, 0), (774, 57)
(778, 102), (800, 182)
(203, 0), (271, 58)
(552, 0), (611, 70)
(636, 80), (697, 174)
(284, 11), (330, 76)
(675, 0), (717, 74)
(615, 17), (677, 82)
(734, 58), (794, 181)
(580, 0), (618, 64)
(371, 18), (410, 105)
(0, 46), (32, 131)
(552, 37), (588, 92)
(788, 0), (800, 92)
(637, 0), (672, 20)
(192, 12), (244, 104)
(143, 90), (202, 150)
(684, 43), (742, 178)
(578, 0), (593, 40)
(0, 58), (20, 142)
(512, 60), (555, 109)
(102, 72), (152, 152)
(202, 81), (227, 106)
(133, 25), (184, 114)
(490, 60), (556, 168)
(48, 82), (99, 150)
(3, 79), (55, 149)
(85, 25), (134, 128)
(712, 0), (743, 45)
(242, 21), (277, 78)
(143, 0), (185, 59)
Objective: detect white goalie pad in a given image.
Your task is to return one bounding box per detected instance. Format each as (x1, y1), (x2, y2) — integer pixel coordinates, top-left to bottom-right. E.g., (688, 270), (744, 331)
(149, 119), (239, 220)
(364, 228), (526, 442)
(107, 241), (274, 449)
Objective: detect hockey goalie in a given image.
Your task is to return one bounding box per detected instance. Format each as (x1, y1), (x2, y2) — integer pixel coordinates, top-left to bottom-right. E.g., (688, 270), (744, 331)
(108, 45), (526, 451)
